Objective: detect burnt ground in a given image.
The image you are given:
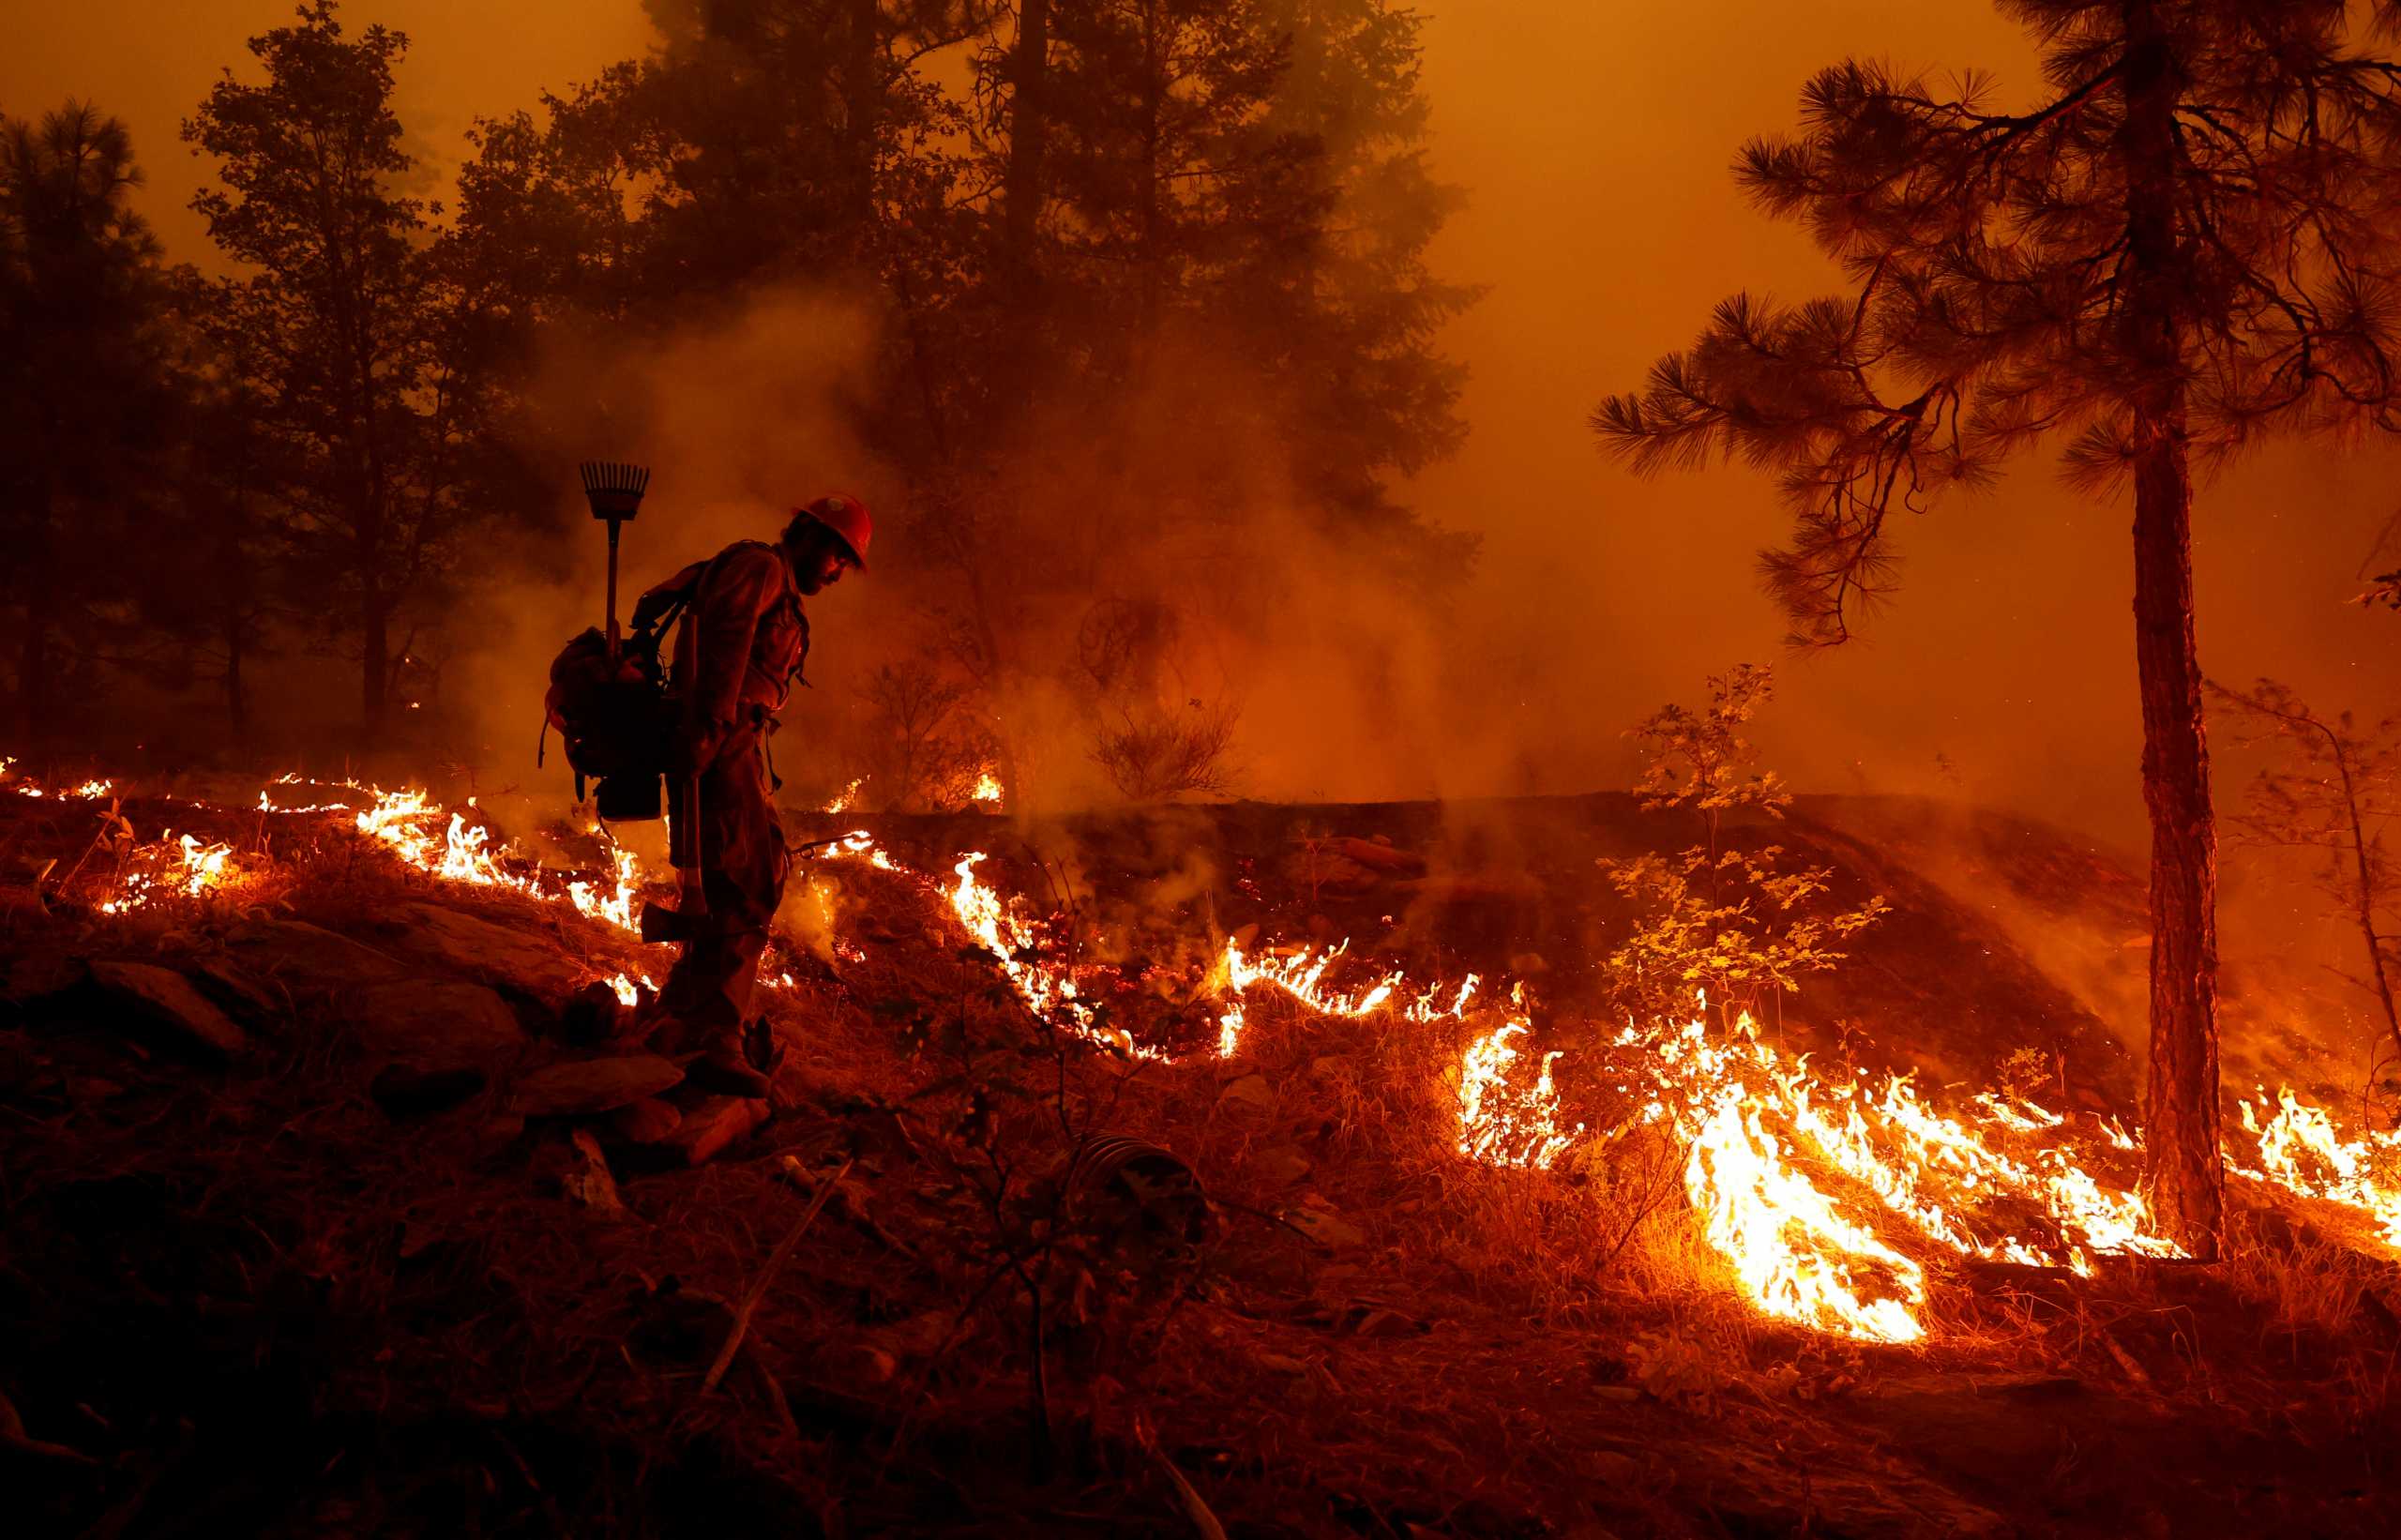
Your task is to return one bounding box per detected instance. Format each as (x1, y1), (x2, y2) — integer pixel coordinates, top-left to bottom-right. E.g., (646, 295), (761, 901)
(4, 785), (2401, 1538)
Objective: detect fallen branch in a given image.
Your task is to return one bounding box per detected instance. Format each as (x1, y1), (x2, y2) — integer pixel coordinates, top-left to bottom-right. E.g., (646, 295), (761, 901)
(701, 1155), (854, 1396)
(0, 1386), (97, 1467)
(1136, 1412), (1227, 1540)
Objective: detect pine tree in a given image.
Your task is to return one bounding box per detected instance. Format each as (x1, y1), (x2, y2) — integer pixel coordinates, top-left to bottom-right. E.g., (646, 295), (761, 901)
(184, 2), (494, 741)
(0, 100), (176, 743)
(2212, 679), (2401, 1084)
(1596, 0), (2401, 1258)
(1259, 0), (1477, 558)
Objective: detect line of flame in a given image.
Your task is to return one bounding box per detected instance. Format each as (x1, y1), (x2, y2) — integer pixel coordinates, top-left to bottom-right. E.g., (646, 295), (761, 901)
(32, 760), (2401, 1347)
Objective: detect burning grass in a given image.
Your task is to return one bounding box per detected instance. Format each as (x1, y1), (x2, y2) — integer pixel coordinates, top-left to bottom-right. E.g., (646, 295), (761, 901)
(8, 756), (2401, 1532)
(6, 753), (2397, 1346)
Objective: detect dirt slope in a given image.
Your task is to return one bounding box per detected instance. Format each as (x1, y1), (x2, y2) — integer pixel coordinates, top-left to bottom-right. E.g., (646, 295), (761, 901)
(4, 786), (2399, 1537)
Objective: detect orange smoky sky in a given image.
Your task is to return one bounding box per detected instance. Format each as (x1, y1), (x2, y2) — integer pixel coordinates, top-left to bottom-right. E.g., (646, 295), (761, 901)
(6, 0), (2397, 838)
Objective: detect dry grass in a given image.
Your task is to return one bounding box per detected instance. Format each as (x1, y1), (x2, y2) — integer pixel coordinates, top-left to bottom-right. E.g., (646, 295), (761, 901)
(10, 786), (2401, 1534)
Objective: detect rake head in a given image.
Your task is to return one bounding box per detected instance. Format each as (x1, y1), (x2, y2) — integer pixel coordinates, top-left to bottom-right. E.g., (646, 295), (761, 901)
(579, 460), (650, 521)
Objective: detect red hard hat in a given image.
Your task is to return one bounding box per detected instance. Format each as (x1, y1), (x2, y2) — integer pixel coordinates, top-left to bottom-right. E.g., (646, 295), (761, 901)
(800, 492), (872, 568)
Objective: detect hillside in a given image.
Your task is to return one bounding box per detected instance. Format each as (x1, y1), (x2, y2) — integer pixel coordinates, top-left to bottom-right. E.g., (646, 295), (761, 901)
(4, 770), (2399, 1537)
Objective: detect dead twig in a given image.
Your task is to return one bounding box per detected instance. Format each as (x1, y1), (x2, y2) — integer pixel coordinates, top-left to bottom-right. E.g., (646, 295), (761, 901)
(701, 1156), (854, 1396)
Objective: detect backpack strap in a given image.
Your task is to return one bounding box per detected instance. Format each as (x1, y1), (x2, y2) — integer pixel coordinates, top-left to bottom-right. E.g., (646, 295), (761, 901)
(628, 557), (715, 674)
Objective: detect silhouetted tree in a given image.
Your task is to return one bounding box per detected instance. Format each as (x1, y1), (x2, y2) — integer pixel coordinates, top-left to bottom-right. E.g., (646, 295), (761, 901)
(2212, 679), (2401, 1082)
(1259, 0), (1477, 560)
(1597, 0), (2401, 1258)
(146, 338), (285, 742)
(449, 2), (1473, 799)
(183, 2), (494, 741)
(0, 100), (175, 742)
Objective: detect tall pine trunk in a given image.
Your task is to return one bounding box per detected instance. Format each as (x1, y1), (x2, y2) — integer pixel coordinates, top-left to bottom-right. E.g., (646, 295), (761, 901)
(17, 479), (55, 743)
(361, 590), (389, 745)
(838, 0), (882, 234)
(1003, 0), (1049, 287)
(2122, 2), (2224, 1259)
(2333, 746), (2401, 1069)
(223, 614), (249, 744)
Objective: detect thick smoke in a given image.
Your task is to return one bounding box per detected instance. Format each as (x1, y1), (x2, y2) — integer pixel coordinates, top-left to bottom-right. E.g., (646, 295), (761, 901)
(456, 283), (1474, 829)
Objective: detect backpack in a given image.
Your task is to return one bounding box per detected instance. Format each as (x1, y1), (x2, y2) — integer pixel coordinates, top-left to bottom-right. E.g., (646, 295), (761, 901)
(539, 558), (711, 806)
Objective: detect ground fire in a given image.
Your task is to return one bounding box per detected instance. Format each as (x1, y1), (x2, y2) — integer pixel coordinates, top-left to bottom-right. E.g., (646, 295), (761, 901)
(13, 0), (2401, 1534)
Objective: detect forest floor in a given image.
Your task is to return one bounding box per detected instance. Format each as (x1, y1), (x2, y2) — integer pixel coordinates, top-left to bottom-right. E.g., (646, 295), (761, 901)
(4, 777), (2400, 1538)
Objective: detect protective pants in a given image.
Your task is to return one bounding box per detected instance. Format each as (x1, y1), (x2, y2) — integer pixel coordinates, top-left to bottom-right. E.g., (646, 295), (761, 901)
(656, 728), (789, 1047)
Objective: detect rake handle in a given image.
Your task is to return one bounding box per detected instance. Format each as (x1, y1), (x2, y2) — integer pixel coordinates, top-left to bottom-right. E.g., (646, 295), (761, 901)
(604, 518), (625, 661)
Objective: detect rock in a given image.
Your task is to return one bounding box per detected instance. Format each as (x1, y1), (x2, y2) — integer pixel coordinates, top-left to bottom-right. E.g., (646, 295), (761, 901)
(1255, 1144), (1313, 1185)
(1848, 1372), (2100, 1492)
(558, 980), (627, 1045)
(370, 1064), (488, 1117)
(1330, 837), (1425, 876)
(1285, 1200), (1367, 1250)
(188, 958), (280, 1021)
(375, 902), (588, 1005)
(611, 1096), (683, 1143)
(512, 1054), (685, 1116)
(88, 961), (250, 1059)
(350, 980), (527, 1076)
(397, 1217), (451, 1264)
(563, 1128), (624, 1215)
(476, 1113), (528, 1157)
(3, 952), (84, 1009)
(661, 1095), (768, 1165)
(0, 882), (49, 928)
(1221, 1073), (1276, 1110)
(219, 920), (411, 994)
(1336, 1306), (1427, 1338)
(831, 1344), (898, 1384)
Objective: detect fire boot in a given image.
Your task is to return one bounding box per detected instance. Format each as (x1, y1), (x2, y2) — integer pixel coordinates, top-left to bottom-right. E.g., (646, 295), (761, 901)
(745, 1017), (787, 1080)
(685, 1020), (774, 1098)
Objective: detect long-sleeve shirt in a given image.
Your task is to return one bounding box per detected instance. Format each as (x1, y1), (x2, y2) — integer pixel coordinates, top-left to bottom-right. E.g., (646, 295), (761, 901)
(667, 540), (809, 747)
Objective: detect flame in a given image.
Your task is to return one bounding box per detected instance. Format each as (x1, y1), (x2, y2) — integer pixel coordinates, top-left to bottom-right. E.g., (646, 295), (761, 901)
(823, 776), (867, 814)
(98, 831), (238, 913)
(971, 769), (1004, 807)
(2237, 1087), (2401, 1247)
(1681, 1078), (1929, 1343)
(1214, 944), (1581, 1169)
(259, 787), (353, 814)
(946, 853), (1164, 1060)
(1621, 1003), (2182, 1338)
(1457, 990), (1581, 1170)
(50, 757), (2401, 1349)
(10, 771), (113, 801)
(567, 846), (643, 932)
(353, 786), (646, 934)
(1220, 939), (1404, 1031)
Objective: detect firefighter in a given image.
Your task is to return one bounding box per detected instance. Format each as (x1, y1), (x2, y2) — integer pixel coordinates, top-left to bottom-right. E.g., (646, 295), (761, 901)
(648, 493), (869, 1095)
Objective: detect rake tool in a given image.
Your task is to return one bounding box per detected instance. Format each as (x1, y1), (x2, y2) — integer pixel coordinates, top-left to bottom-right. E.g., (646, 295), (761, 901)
(579, 460), (650, 661)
